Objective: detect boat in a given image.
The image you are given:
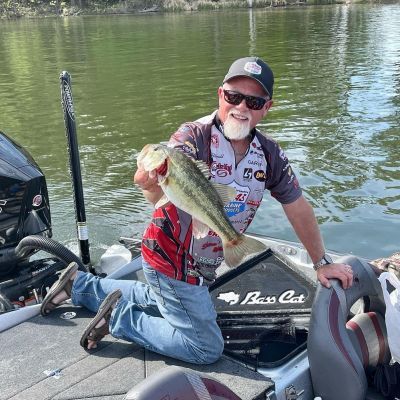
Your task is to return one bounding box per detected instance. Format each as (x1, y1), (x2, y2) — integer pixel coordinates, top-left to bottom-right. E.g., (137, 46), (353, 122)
(0, 74), (395, 400)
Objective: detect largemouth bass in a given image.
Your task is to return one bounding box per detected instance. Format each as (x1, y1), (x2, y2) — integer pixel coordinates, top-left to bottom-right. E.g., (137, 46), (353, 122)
(137, 144), (267, 268)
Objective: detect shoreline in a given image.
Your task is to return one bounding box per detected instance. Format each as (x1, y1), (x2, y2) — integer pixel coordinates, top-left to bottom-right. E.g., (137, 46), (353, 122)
(0, 0), (380, 19)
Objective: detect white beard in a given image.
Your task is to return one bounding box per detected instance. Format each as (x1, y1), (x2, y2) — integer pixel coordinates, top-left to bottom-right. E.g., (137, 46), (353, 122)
(223, 113), (251, 140)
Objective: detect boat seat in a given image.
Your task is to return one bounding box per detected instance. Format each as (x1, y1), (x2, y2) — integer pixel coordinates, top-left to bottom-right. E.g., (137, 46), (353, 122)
(124, 365), (242, 400)
(308, 256), (390, 400)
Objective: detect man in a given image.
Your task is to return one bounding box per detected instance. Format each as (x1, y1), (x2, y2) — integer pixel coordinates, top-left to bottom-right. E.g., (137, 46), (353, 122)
(41, 56), (353, 364)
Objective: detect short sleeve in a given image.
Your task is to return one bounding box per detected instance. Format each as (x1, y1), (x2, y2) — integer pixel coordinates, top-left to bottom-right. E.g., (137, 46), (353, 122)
(259, 135), (302, 204)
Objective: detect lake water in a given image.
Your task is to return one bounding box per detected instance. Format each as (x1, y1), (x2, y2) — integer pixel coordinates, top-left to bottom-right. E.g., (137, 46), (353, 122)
(0, 4), (399, 262)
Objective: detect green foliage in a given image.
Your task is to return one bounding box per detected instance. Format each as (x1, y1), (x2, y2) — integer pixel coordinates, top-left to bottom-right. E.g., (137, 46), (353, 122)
(1, 0), (370, 17)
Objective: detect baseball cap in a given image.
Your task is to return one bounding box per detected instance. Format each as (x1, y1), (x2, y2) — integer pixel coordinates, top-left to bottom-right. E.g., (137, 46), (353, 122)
(223, 57), (274, 98)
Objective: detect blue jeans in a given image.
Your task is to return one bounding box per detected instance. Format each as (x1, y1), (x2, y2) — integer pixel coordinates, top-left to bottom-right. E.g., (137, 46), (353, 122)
(71, 261), (224, 364)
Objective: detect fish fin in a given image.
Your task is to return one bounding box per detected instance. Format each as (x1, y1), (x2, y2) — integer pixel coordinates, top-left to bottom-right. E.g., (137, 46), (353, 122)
(223, 235), (268, 268)
(192, 218), (210, 239)
(193, 159), (211, 178)
(154, 195), (170, 209)
(212, 183), (236, 205)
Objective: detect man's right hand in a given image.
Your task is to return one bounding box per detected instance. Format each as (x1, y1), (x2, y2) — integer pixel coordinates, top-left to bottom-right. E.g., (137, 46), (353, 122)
(134, 167), (157, 190)
(316, 263), (354, 289)
(133, 167), (164, 205)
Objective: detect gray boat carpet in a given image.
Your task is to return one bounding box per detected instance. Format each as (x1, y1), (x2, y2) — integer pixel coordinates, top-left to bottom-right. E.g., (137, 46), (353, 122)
(0, 304), (273, 400)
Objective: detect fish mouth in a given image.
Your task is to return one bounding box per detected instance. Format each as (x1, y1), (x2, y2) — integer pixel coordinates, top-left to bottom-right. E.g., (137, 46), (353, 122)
(137, 144), (168, 172)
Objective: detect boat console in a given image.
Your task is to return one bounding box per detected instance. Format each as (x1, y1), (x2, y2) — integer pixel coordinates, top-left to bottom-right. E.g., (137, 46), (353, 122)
(210, 249), (315, 371)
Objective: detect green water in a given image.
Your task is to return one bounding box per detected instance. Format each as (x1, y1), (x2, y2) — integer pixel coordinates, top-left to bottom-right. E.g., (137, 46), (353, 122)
(0, 5), (399, 261)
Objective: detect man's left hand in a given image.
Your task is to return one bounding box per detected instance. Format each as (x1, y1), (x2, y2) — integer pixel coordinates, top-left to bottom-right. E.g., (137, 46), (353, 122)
(317, 263), (354, 289)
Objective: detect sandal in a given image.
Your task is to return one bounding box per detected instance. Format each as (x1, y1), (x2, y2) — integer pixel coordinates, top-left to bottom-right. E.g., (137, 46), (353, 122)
(40, 262), (78, 316)
(80, 289), (122, 349)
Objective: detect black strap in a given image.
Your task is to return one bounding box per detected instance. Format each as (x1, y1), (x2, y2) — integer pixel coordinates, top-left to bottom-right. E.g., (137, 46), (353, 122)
(373, 362), (400, 399)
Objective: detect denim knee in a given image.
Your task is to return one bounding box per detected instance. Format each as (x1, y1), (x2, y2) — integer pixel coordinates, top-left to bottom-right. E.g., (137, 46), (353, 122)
(192, 332), (224, 365)
(203, 342), (224, 364)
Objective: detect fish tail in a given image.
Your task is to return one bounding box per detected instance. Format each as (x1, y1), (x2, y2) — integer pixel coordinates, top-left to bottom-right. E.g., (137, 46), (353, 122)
(223, 235), (267, 268)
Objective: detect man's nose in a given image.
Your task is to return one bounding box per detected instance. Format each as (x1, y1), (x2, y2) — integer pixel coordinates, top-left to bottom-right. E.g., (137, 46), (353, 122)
(235, 98), (249, 110)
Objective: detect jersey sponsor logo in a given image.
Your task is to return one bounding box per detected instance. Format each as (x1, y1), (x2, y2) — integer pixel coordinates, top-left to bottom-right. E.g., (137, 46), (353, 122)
(201, 242), (219, 250)
(251, 142), (263, 151)
(250, 150), (264, 158)
(184, 141), (196, 153)
(232, 183), (250, 202)
(211, 162), (232, 177)
(230, 218), (245, 225)
(211, 152), (225, 159)
(224, 182), (250, 217)
(247, 199), (261, 207)
(181, 144), (195, 154)
(245, 207), (257, 225)
(254, 170), (266, 182)
(225, 202), (246, 217)
(243, 168), (253, 180)
(211, 134), (219, 147)
(248, 159), (262, 167)
(279, 148), (287, 161)
(234, 192), (247, 202)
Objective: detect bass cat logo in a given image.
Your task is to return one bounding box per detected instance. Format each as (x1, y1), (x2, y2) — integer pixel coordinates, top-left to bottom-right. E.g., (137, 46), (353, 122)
(217, 290), (306, 305)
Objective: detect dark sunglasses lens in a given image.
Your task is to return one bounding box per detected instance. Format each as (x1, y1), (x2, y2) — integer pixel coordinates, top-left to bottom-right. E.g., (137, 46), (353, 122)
(245, 96), (266, 110)
(224, 90), (243, 105)
(224, 90), (266, 110)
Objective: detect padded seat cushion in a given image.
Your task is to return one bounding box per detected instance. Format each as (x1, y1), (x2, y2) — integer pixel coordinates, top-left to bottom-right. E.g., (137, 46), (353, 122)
(346, 312), (391, 369)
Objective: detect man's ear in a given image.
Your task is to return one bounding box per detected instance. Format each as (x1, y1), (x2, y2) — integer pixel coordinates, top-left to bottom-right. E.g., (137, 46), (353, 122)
(217, 86), (225, 106)
(262, 99), (273, 117)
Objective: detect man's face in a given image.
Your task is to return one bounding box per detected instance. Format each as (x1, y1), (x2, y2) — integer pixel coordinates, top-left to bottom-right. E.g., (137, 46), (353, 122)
(218, 76), (272, 140)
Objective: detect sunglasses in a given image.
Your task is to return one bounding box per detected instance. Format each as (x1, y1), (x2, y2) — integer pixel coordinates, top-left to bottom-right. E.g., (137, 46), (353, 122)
(223, 89), (268, 111)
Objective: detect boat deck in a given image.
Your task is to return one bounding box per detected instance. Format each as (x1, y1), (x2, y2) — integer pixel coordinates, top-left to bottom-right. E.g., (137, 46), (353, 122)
(1, 303), (273, 400)
(1, 242), (318, 400)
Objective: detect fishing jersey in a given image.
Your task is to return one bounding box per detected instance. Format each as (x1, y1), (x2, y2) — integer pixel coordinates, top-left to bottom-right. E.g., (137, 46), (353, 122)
(142, 112), (302, 285)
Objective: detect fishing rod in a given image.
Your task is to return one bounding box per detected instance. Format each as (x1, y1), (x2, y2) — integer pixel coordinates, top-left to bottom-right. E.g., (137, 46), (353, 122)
(60, 71), (93, 272)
